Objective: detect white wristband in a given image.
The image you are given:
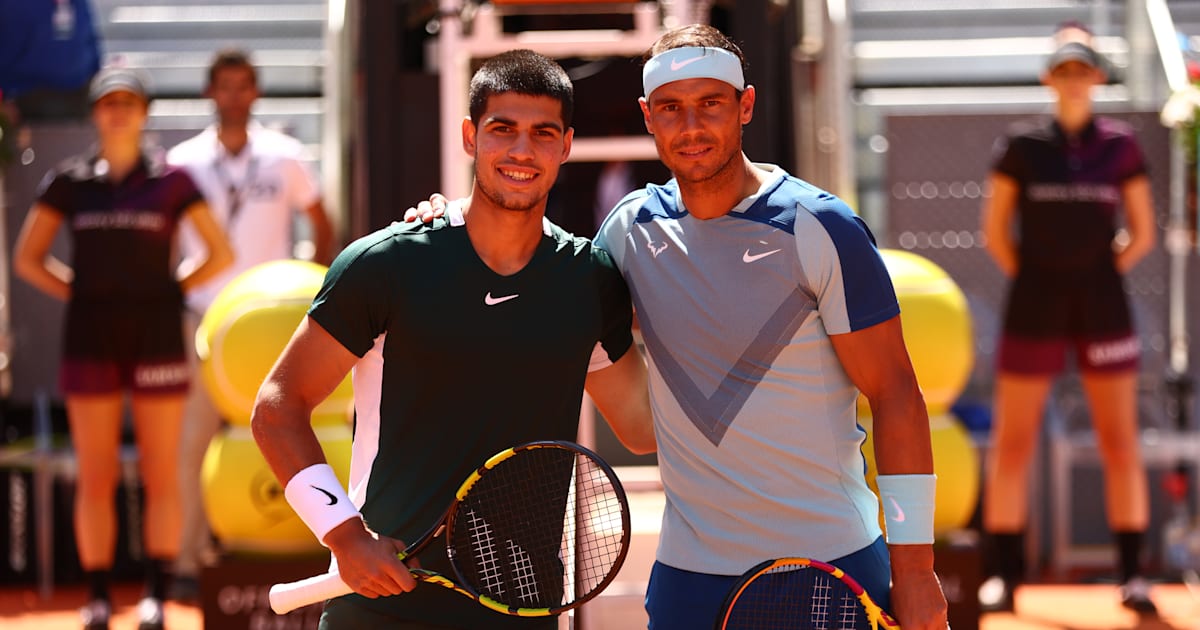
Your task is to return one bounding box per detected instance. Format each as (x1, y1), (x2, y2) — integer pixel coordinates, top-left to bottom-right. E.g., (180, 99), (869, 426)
(876, 474), (937, 545)
(284, 463), (361, 545)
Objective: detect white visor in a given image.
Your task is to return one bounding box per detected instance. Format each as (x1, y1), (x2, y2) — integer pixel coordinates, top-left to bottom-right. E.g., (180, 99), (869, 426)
(642, 46), (745, 98)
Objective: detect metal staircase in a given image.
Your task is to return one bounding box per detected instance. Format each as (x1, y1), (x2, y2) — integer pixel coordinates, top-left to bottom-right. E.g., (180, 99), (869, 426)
(88, 0), (328, 152)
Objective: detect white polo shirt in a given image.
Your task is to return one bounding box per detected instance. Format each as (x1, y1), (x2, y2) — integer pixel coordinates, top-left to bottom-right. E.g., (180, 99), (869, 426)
(168, 121), (321, 311)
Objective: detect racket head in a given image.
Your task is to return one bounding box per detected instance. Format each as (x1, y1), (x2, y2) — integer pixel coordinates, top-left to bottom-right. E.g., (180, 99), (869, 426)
(442, 440), (631, 616)
(716, 557), (901, 630)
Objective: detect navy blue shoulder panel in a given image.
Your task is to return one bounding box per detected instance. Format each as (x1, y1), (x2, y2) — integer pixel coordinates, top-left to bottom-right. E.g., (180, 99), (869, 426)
(633, 180), (689, 223)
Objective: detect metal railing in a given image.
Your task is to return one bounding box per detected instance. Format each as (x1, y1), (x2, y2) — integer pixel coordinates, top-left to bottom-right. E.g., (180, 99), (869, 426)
(1148, 0), (1195, 386)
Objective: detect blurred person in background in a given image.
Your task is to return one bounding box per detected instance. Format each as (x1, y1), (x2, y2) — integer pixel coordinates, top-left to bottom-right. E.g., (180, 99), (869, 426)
(0, 0), (101, 121)
(978, 34), (1158, 615)
(12, 65), (233, 630)
(166, 47), (335, 600)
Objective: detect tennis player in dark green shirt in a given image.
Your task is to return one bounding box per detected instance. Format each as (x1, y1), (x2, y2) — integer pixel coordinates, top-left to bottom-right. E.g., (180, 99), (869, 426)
(251, 49), (654, 629)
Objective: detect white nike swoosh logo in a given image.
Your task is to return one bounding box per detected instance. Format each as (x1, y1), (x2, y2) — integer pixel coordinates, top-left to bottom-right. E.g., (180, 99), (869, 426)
(670, 56), (706, 72)
(742, 248), (781, 263)
(886, 496), (907, 523)
(484, 292), (519, 306)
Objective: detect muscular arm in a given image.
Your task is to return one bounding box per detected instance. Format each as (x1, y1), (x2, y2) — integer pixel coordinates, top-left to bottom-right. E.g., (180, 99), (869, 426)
(1114, 174), (1156, 273)
(251, 316), (415, 596)
(830, 316), (932, 479)
(252, 316), (358, 480)
(178, 200), (235, 293)
(13, 204), (72, 301)
(830, 316), (947, 630)
(303, 199), (336, 266)
(585, 345), (655, 454)
(981, 172), (1020, 278)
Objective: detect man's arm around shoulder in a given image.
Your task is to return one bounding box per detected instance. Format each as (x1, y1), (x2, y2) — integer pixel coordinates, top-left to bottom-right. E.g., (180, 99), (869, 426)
(585, 345), (655, 455)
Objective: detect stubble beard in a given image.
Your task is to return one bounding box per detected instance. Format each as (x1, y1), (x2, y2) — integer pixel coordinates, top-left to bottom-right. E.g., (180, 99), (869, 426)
(667, 144), (742, 189)
(475, 173), (541, 213)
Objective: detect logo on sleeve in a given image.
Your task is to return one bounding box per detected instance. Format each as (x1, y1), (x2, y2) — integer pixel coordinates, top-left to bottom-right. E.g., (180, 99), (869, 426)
(886, 496), (906, 523)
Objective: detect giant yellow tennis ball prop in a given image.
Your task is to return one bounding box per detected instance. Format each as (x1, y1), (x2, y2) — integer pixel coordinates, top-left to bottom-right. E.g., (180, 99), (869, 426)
(858, 249), (974, 416)
(861, 413), (980, 536)
(201, 423), (353, 553)
(196, 260), (353, 426)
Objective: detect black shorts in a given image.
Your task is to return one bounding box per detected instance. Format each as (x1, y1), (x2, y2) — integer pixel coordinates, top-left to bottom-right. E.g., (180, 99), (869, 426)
(997, 266), (1138, 374)
(60, 298), (189, 395)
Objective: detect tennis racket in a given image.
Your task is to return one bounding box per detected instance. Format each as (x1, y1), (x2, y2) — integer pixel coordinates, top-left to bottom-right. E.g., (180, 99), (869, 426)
(268, 440), (631, 617)
(716, 558), (900, 630)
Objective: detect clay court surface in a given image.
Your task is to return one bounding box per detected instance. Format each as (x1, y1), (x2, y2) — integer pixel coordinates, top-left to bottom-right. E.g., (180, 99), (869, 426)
(1, 580), (1198, 629)
(1, 581), (200, 629)
(1, 470), (1196, 630)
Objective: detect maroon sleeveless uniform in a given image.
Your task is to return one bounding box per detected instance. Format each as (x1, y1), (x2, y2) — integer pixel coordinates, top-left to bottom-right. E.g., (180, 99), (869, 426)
(36, 152), (203, 394)
(991, 117), (1145, 374)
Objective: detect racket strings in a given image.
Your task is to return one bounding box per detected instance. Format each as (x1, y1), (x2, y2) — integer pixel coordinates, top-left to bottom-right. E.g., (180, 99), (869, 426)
(724, 566), (871, 630)
(506, 538), (540, 602)
(837, 592), (861, 629)
(571, 456), (628, 590)
(461, 508), (504, 596)
(449, 446), (627, 610)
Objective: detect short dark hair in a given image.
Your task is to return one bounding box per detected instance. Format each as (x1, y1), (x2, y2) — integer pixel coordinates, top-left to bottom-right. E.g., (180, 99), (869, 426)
(207, 48), (258, 87)
(643, 24), (749, 79)
(468, 49), (574, 128)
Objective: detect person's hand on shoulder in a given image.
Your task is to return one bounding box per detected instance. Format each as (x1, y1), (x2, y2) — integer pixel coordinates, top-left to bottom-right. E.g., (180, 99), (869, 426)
(402, 193), (450, 224)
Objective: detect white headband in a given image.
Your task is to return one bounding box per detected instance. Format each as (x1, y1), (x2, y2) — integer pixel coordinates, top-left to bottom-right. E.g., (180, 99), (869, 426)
(642, 46), (745, 97)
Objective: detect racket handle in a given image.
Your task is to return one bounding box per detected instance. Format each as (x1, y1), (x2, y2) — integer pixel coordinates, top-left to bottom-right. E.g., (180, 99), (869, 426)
(269, 571), (353, 614)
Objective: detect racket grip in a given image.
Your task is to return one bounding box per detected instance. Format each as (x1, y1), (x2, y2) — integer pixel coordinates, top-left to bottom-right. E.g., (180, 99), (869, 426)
(269, 571), (354, 614)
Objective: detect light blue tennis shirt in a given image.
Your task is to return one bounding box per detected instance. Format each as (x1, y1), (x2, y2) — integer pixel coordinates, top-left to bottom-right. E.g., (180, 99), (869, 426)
(595, 164), (901, 575)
